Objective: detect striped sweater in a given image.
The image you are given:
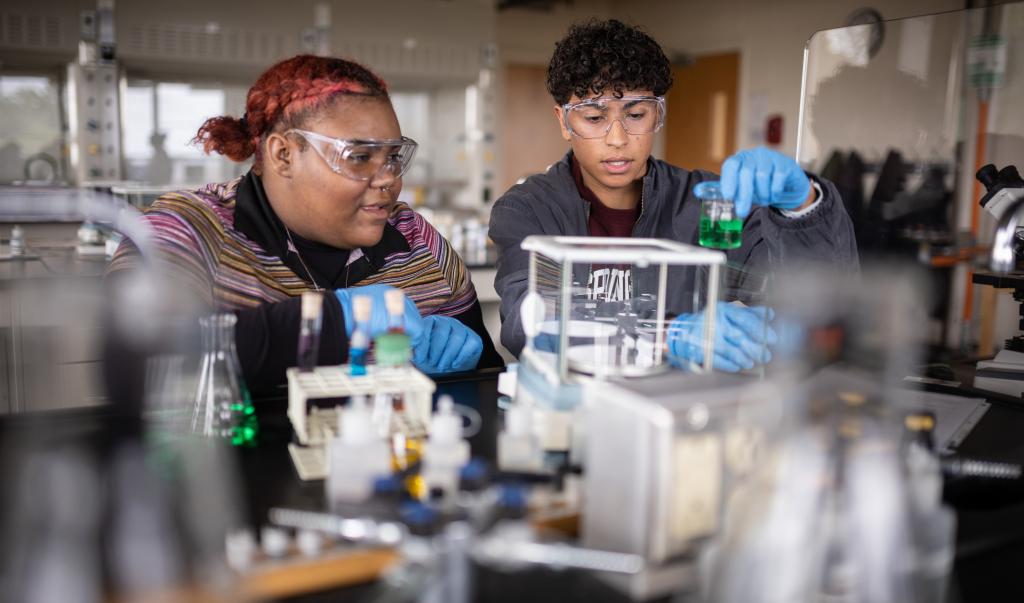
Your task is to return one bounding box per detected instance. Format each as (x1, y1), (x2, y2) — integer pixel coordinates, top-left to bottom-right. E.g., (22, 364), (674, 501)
(108, 173), (502, 392)
(109, 175), (479, 319)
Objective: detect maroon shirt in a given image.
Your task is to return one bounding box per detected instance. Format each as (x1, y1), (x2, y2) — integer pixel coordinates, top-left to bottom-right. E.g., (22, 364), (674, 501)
(571, 157), (639, 301)
(571, 156), (639, 237)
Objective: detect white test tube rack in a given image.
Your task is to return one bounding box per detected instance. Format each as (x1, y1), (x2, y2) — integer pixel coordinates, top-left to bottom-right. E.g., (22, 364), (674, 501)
(286, 365), (437, 480)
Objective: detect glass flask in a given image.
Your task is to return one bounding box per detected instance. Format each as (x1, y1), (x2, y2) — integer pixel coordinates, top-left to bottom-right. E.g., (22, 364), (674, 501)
(191, 313), (258, 446)
(695, 181), (742, 250)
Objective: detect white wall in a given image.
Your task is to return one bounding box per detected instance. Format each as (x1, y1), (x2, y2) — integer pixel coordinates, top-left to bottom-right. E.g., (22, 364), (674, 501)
(613, 0), (962, 157)
(801, 11), (965, 167)
(496, 0), (614, 64)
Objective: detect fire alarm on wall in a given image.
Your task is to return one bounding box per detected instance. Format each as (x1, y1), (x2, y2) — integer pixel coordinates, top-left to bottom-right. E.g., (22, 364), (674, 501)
(766, 114), (783, 146)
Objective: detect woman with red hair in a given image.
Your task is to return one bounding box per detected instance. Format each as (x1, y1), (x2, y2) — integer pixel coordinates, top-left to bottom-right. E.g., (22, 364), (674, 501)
(110, 55), (501, 393)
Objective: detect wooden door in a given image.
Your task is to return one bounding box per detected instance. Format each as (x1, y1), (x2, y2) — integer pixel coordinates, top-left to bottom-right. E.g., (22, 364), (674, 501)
(664, 52), (740, 173)
(498, 64), (569, 195)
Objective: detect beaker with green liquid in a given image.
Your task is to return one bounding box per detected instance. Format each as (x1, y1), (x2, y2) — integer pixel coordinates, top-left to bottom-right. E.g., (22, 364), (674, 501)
(695, 181), (742, 250)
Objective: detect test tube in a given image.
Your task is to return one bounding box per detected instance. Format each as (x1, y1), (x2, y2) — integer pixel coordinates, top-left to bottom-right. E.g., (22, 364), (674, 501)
(297, 291), (324, 372)
(375, 289), (412, 369)
(349, 295), (372, 376)
(10, 225), (25, 256)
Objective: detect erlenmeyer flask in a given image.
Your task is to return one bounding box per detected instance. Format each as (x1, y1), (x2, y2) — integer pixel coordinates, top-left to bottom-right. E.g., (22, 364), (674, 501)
(191, 313), (258, 446)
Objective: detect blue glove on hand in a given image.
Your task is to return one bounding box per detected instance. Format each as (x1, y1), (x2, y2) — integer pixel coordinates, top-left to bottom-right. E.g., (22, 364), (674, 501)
(413, 315), (483, 375)
(667, 303), (778, 372)
(720, 147), (811, 218)
(335, 284), (424, 341)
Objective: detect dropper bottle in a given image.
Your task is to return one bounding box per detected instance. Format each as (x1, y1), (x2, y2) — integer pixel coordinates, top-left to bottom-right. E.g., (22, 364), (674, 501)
(349, 295), (372, 376)
(421, 395), (470, 505)
(498, 402), (543, 472)
(297, 291), (324, 372)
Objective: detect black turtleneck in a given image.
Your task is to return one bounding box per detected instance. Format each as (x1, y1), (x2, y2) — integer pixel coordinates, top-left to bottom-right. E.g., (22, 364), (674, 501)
(231, 172), (502, 397)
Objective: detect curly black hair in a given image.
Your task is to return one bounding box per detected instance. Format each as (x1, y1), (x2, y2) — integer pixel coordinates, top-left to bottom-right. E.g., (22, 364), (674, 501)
(546, 19), (673, 105)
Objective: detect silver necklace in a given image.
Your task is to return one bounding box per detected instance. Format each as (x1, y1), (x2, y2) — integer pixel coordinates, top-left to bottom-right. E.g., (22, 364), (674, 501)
(284, 226), (355, 292)
(284, 226), (324, 292)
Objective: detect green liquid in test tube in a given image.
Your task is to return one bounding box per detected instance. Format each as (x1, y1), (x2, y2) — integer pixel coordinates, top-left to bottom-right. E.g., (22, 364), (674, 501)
(695, 181), (742, 250)
(375, 289), (412, 369)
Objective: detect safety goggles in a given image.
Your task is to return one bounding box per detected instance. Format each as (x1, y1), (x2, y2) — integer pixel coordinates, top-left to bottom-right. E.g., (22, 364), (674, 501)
(287, 129), (418, 182)
(561, 95), (666, 139)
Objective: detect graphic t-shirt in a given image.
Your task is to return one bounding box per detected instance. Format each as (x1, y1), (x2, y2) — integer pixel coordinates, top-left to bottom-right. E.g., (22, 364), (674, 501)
(571, 157), (640, 302)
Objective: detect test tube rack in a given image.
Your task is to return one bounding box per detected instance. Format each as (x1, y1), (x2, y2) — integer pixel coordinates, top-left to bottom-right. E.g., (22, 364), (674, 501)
(286, 365), (436, 480)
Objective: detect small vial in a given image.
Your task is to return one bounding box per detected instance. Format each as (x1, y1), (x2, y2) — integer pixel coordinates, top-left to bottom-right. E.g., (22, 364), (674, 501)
(498, 403), (543, 472)
(9, 225), (24, 257)
(694, 181), (742, 250)
(104, 231), (124, 259)
(296, 529), (323, 558)
(297, 291), (324, 372)
(225, 529), (257, 570)
(77, 221), (102, 244)
(375, 289), (412, 369)
(371, 392), (393, 438)
(349, 295), (372, 376)
(260, 526), (290, 558)
(903, 412), (937, 452)
(385, 289), (407, 335)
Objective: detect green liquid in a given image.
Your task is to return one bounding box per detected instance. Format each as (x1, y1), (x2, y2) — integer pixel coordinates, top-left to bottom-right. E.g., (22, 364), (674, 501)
(375, 332), (412, 367)
(699, 216), (743, 249)
(229, 386), (259, 447)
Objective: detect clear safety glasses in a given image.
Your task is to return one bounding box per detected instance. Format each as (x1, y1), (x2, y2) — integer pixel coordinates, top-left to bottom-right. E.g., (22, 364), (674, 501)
(561, 95), (666, 139)
(287, 129), (419, 182)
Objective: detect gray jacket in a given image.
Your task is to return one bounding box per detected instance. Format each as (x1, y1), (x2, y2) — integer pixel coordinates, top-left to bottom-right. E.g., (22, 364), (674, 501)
(489, 151), (860, 356)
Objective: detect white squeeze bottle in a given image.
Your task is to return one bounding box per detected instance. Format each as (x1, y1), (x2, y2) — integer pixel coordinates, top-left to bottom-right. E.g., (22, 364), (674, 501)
(327, 395), (392, 504)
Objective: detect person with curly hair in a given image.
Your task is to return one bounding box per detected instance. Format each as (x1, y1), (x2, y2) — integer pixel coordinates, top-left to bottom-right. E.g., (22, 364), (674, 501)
(490, 19), (858, 370)
(109, 55), (502, 393)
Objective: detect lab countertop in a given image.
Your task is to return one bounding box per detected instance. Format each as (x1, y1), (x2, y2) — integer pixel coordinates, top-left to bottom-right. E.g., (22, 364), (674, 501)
(3, 369), (1024, 602)
(0, 244), (107, 283)
(0, 244), (498, 282)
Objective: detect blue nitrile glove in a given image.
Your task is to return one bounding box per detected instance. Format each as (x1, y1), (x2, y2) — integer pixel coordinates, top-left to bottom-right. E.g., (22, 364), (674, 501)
(666, 303), (778, 372)
(720, 147), (812, 218)
(413, 315), (483, 374)
(335, 284), (425, 342)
